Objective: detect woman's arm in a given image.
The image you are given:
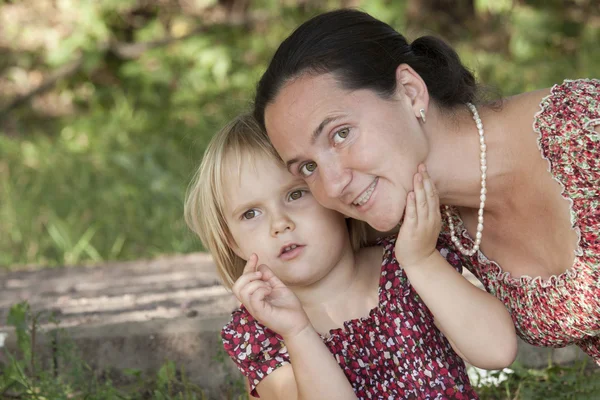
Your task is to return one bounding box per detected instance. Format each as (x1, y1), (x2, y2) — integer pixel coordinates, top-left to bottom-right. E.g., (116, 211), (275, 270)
(395, 165), (517, 369)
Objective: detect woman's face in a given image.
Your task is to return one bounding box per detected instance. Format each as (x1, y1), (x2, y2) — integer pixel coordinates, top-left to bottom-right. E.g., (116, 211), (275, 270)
(264, 72), (428, 231)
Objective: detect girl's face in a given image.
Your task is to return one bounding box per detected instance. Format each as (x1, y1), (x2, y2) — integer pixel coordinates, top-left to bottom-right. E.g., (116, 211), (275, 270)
(264, 73), (428, 231)
(222, 152), (352, 287)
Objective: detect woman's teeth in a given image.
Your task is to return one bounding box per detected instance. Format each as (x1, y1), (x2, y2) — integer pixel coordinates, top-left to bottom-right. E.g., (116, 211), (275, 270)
(353, 179), (377, 206)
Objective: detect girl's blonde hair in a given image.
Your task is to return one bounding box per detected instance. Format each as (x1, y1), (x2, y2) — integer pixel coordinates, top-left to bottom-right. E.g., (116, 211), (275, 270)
(184, 113), (367, 289)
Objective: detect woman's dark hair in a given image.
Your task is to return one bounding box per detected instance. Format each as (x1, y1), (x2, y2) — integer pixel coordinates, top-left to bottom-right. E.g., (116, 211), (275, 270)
(254, 9), (478, 127)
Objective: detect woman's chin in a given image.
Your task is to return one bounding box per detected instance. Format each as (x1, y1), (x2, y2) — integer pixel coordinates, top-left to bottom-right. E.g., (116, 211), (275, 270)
(367, 212), (403, 233)
(363, 197), (405, 232)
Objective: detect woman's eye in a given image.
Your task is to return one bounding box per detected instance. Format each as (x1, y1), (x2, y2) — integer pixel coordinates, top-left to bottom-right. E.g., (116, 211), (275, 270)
(288, 190), (306, 201)
(333, 128), (349, 144)
(299, 161), (317, 177)
(242, 210), (259, 220)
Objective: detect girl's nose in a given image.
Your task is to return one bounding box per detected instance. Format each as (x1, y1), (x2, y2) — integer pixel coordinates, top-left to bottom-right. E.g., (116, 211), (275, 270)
(270, 212), (295, 237)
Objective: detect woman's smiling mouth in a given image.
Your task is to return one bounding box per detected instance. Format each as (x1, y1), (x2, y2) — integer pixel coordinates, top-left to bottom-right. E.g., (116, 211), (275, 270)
(353, 178), (378, 206)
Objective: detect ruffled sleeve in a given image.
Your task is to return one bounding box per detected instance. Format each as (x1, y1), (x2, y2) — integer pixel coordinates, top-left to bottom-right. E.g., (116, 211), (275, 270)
(533, 79), (600, 253)
(221, 307), (290, 397)
(534, 79), (600, 140)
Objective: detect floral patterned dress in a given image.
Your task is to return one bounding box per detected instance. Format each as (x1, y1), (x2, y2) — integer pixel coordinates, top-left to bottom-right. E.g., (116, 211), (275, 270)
(221, 237), (478, 399)
(442, 79), (600, 363)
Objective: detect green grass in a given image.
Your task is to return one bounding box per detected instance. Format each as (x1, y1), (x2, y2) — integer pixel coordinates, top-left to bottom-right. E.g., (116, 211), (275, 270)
(0, 302), (248, 399)
(3, 302), (599, 399)
(469, 362), (600, 399)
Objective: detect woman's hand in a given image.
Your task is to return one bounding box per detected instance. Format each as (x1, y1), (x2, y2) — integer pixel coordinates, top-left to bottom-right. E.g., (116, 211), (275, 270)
(232, 254), (310, 339)
(394, 165), (441, 268)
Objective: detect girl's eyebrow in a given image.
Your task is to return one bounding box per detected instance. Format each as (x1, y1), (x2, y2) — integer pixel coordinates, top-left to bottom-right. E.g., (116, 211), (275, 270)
(231, 200), (257, 217)
(282, 178), (306, 192)
(231, 178), (305, 215)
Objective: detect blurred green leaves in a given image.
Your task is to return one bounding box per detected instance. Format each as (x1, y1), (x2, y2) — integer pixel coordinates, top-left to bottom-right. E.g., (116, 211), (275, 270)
(0, 0), (598, 268)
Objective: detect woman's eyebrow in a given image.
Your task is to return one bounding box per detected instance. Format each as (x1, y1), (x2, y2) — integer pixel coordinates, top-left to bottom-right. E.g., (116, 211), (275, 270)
(311, 115), (343, 145)
(285, 158), (300, 173)
(285, 114), (346, 172)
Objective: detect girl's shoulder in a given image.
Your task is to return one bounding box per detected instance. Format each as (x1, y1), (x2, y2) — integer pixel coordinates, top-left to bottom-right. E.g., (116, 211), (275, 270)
(354, 243), (385, 265)
(354, 244), (387, 290)
(356, 236), (398, 270)
(357, 236), (412, 289)
(221, 307), (290, 395)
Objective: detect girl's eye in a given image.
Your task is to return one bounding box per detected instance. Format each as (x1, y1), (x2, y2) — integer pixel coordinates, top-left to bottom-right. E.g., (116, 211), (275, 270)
(333, 128), (349, 144)
(242, 209), (260, 220)
(299, 161), (317, 177)
(288, 189), (306, 201)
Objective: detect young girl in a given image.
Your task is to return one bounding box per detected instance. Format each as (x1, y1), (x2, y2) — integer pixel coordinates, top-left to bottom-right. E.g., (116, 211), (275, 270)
(184, 114), (517, 399)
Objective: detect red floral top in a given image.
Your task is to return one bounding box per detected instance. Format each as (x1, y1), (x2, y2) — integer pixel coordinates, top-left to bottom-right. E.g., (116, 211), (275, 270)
(442, 79), (600, 363)
(221, 237), (478, 399)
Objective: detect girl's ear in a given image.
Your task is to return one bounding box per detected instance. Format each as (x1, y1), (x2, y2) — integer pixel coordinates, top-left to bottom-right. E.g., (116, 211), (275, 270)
(394, 63), (430, 118)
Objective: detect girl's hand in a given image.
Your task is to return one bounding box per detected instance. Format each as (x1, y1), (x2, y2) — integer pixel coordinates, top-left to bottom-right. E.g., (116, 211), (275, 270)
(394, 165), (441, 268)
(232, 254), (310, 339)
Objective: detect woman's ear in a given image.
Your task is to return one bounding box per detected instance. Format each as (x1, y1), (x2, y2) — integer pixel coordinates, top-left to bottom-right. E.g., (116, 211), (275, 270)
(395, 63), (430, 117)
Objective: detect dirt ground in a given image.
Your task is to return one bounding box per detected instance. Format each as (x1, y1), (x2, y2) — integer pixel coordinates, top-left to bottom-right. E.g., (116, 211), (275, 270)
(0, 252), (238, 330)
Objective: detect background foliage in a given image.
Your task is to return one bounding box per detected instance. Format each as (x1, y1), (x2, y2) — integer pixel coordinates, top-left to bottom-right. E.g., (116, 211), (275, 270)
(1, 0), (598, 269)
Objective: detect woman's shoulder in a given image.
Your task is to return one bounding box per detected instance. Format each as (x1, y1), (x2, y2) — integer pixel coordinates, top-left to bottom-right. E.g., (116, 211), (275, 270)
(497, 78), (599, 140)
(534, 79), (600, 127)
(545, 78), (600, 98)
(501, 86), (552, 125)
(517, 78), (598, 101)
(512, 79), (599, 123)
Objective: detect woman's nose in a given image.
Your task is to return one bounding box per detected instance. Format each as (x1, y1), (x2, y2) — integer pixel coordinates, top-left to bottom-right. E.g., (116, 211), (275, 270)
(320, 159), (351, 199)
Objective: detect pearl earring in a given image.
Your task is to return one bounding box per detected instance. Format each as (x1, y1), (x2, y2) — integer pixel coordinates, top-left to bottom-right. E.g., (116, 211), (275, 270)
(419, 108), (426, 123)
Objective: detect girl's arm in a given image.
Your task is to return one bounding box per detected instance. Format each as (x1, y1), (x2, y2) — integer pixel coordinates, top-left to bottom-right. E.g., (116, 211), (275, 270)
(256, 325), (357, 400)
(402, 251), (516, 369)
(395, 165), (517, 370)
(232, 256), (357, 400)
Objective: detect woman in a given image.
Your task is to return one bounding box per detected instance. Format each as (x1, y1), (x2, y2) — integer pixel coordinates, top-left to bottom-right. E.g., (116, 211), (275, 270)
(252, 9), (600, 363)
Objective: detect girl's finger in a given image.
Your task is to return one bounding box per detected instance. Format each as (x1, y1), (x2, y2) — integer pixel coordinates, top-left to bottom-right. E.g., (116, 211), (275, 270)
(242, 253), (259, 274)
(421, 167), (439, 214)
(249, 287), (272, 314)
(403, 191), (417, 229)
(239, 280), (271, 304)
(232, 269), (263, 300)
(413, 172), (429, 220)
(257, 264), (285, 288)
